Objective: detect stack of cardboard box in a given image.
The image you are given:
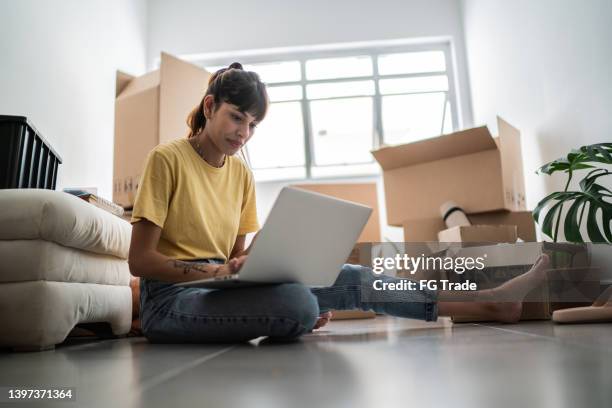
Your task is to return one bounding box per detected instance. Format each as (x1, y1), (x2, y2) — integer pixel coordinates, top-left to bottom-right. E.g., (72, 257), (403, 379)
(371, 116), (529, 242)
(371, 117), (557, 321)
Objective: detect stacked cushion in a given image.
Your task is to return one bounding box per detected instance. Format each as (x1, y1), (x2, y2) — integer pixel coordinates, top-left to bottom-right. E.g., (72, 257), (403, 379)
(0, 189), (133, 349)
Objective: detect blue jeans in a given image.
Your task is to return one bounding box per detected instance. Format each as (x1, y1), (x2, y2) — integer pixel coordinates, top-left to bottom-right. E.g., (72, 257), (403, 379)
(140, 260), (438, 343)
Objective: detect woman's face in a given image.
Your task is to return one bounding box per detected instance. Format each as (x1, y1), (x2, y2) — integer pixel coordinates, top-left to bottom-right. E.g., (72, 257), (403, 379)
(204, 96), (259, 156)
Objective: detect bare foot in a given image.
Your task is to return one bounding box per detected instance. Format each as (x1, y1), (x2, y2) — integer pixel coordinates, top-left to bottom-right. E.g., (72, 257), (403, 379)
(487, 302), (524, 323)
(484, 254), (551, 323)
(312, 311), (333, 330)
(490, 253), (551, 302)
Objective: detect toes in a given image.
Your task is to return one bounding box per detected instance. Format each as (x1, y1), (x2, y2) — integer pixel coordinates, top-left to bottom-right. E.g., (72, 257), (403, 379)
(535, 253), (550, 269)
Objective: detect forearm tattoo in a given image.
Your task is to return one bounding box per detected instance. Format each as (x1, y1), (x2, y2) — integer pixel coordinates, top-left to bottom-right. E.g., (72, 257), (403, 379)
(171, 260), (221, 277)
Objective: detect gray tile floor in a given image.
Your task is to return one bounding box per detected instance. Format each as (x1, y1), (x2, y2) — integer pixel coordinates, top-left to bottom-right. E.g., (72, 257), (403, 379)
(1, 317), (611, 408)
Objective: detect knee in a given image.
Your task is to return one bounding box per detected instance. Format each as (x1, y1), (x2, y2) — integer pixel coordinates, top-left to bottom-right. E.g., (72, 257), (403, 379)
(276, 283), (319, 332)
(336, 263), (367, 285)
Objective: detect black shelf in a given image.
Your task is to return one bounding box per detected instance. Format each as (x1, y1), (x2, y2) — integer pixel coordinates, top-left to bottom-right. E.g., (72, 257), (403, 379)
(0, 115), (63, 189)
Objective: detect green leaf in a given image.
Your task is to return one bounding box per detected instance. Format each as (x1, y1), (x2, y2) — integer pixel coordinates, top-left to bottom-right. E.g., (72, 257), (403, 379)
(542, 200), (565, 241)
(564, 198), (585, 243)
(570, 163), (595, 171)
(586, 204), (607, 243)
(595, 145), (612, 162)
(580, 169), (611, 192)
(534, 191), (564, 222)
(582, 143), (612, 165)
(537, 160), (570, 175)
(602, 209), (612, 243)
(591, 183), (612, 198)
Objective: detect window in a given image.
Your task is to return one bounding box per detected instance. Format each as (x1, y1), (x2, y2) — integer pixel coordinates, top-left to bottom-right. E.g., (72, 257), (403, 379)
(201, 42), (459, 181)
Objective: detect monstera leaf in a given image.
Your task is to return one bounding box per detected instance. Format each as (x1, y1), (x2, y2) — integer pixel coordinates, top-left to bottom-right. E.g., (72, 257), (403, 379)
(534, 143), (612, 243)
(537, 143), (612, 175)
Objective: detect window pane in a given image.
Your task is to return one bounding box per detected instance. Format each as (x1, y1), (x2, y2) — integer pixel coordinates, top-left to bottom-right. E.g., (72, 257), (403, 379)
(243, 61), (301, 83)
(246, 102), (305, 169)
(378, 51), (446, 75)
(310, 97), (374, 166)
(306, 56), (372, 80)
(379, 75), (448, 95)
(267, 85), (303, 102)
(381, 93), (446, 145)
(307, 80), (374, 99)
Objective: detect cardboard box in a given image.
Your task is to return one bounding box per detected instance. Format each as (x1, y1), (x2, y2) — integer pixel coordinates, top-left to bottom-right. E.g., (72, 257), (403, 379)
(113, 53), (211, 207)
(438, 225), (518, 243)
(372, 116), (525, 226)
(292, 183), (381, 243)
(403, 210), (536, 242)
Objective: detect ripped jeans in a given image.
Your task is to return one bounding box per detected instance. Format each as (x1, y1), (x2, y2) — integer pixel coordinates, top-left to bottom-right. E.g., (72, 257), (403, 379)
(140, 260), (438, 343)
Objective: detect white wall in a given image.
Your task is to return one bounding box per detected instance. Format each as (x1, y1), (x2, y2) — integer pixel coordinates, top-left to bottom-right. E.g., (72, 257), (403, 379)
(0, 0), (148, 200)
(461, 0), (612, 218)
(148, 0), (473, 239)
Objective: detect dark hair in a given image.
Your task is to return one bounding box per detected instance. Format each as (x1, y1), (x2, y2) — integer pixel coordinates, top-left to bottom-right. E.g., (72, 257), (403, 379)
(187, 62), (269, 138)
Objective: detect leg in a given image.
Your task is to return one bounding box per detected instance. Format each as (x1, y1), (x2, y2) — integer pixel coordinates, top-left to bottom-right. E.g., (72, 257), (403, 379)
(437, 254), (551, 322)
(140, 280), (319, 343)
(313, 254), (550, 324)
(311, 264), (438, 321)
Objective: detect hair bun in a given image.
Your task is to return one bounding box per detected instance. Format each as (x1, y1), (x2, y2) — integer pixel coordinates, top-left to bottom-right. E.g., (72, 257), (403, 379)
(228, 62), (243, 70)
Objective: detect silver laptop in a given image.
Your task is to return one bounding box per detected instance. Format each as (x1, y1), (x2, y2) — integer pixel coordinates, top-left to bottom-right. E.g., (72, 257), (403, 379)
(176, 186), (372, 289)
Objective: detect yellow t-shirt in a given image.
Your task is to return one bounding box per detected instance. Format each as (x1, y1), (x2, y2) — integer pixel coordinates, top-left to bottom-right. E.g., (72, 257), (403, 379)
(130, 138), (259, 261)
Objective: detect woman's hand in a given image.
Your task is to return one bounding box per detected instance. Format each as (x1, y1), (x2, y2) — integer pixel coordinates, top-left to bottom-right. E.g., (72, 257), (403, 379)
(217, 255), (248, 276)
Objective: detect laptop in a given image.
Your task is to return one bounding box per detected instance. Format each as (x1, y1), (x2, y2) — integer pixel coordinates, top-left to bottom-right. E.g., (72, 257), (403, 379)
(176, 186), (372, 289)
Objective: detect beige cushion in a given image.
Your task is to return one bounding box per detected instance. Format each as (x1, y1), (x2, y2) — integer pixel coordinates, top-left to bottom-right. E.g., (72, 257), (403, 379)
(0, 280), (131, 348)
(0, 240), (130, 285)
(0, 189), (131, 259)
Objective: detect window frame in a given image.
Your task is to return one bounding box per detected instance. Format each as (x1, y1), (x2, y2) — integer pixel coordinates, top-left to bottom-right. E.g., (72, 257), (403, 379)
(193, 40), (460, 180)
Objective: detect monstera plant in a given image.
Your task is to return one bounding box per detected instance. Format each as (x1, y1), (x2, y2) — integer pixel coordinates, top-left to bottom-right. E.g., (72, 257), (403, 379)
(534, 143), (612, 243)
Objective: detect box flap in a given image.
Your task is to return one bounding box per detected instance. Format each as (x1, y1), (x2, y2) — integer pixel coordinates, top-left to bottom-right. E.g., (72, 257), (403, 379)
(116, 70), (160, 100)
(497, 116), (526, 209)
(159, 52), (211, 143)
(115, 71), (134, 97)
(371, 126), (496, 170)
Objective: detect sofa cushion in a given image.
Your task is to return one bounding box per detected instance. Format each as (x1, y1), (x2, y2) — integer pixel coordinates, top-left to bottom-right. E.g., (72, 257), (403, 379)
(0, 280), (131, 348)
(0, 189), (131, 259)
(0, 240), (130, 285)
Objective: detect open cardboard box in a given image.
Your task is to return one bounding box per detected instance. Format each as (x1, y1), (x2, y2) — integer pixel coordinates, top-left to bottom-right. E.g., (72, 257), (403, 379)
(113, 53), (211, 207)
(291, 183), (380, 320)
(403, 210), (537, 243)
(372, 117), (526, 226)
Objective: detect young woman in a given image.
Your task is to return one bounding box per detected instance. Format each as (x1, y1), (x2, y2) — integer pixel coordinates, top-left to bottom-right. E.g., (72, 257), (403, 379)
(128, 63), (550, 343)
